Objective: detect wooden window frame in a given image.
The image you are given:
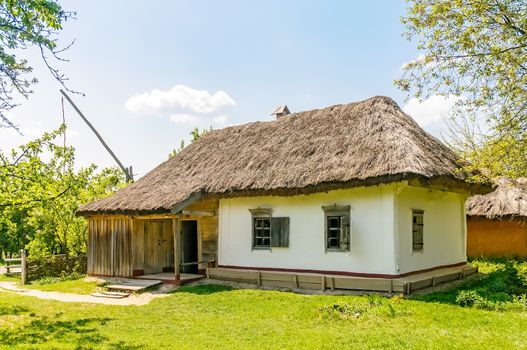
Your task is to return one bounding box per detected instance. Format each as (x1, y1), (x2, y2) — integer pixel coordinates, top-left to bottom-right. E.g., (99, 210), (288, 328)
(412, 209), (424, 253)
(322, 205), (351, 252)
(249, 208), (273, 250)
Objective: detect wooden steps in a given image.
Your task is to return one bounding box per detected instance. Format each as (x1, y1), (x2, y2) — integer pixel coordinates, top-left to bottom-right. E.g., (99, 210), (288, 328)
(91, 279), (163, 299)
(105, 279), (162, 293)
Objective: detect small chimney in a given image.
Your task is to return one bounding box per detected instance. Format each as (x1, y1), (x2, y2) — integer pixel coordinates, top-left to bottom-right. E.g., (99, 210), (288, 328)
(271, 105), (290, 119)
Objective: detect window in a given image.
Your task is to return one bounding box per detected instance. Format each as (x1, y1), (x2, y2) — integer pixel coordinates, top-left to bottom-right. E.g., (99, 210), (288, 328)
(322, 205), (351, 251)
(249, 208), (289, 249)
(253, 217), (271, 248)
(412, 210), (424, 252)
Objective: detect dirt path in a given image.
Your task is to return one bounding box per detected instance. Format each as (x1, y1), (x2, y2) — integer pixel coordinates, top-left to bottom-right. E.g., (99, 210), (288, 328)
(0, 281), (169, 306)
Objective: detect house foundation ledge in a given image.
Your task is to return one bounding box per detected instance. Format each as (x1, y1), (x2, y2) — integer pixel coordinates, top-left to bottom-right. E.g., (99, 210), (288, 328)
(207, 263), (477, 294)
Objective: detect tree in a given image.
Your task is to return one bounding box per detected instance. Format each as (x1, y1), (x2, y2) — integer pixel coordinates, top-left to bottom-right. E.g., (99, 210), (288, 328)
(397, 0), (527, 178)
(0, 125), (125, 257)
(0, 0), (74, 131)
(168, 126), (211, 158)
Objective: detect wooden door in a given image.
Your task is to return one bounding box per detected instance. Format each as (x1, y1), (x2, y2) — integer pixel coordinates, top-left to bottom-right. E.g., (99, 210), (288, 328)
(144, 221), (162, 274)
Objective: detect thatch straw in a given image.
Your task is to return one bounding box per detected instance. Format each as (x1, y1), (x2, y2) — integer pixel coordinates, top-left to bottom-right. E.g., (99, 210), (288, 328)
(78, 96), (488, 215)
(466, 178), (527, 219)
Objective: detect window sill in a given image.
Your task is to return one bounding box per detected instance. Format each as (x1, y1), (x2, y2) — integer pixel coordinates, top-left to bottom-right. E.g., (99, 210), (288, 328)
(326, 248), (350, 253)
(252, 247), (271, 251)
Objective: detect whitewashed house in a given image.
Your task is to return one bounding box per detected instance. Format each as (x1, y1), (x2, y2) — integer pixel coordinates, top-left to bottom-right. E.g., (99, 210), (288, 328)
(78, 96), (489, 293)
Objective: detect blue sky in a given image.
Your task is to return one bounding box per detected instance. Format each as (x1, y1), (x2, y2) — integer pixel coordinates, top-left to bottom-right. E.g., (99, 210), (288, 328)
(0, 1), (454, 178)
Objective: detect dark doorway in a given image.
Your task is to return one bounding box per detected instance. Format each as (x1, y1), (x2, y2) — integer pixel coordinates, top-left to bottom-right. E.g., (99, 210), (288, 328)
(182, 221), (198, 274)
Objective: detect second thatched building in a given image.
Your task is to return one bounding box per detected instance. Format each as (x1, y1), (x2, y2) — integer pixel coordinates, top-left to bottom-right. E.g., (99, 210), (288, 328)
(466, 178), (527, 257)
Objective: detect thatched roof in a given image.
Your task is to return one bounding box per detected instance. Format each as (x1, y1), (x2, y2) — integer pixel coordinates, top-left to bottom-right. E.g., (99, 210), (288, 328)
(466, 178), (527, 219)
(78, 96), (488, 215)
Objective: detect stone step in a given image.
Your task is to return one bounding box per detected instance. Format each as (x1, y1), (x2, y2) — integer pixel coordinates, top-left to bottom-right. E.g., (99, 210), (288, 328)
(91, 291), (131, 299)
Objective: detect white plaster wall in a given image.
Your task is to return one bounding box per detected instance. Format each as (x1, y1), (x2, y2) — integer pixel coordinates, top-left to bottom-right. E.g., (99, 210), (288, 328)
(396, 184), (467, 274)
(218, 185), (398, 275)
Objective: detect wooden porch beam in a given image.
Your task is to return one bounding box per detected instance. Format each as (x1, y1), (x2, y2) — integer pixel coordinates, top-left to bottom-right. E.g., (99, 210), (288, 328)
(171, 191), (203, 214)
(181, 209), (215, 217)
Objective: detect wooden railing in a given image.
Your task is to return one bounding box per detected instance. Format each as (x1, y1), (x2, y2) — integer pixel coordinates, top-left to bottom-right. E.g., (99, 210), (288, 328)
(0, 250), (26, 284)
(180, 253), (216, 268)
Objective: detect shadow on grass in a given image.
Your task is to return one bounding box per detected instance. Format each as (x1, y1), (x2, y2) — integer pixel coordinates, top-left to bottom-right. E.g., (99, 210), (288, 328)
(0, 315), (143, 349)
(0, 305), (29, 316)
(412, 259), (527, 307)
(171, 284), (234, 295)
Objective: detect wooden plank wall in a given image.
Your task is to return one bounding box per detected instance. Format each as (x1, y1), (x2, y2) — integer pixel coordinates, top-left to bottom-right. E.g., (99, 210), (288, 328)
(114, 218), (132, 277)
(87, 199), (219, 278)
(87, 217), (132, 277)
(131, 219), (145, 272)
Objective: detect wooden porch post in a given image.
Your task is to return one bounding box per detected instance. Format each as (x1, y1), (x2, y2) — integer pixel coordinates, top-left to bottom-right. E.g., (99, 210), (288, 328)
(173, 217), (181, 282)
(20, 249), (26, 285)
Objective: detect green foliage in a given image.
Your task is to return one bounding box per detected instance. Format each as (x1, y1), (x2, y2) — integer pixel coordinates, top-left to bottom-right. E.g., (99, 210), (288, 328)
(0, 0), (74, 130)
(318, 294), (408, 320)
(0, 125), (126, 258)
(168, 126), (212, 158)
(398, 0), (527, 178)
(415, 258), (527, 311)
(456, 290), (485, 307)
(319, 302), (369, 319)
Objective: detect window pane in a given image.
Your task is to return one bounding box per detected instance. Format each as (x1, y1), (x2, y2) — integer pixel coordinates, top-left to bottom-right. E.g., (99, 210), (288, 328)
(328, 217), (340, 229)
(412, 211), (424, 251)
(327, 216), (342, 249)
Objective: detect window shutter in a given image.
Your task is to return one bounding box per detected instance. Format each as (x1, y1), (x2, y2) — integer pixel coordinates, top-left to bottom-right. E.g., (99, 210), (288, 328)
(271, 217), (289, 247)
(341, 214), (350, 250)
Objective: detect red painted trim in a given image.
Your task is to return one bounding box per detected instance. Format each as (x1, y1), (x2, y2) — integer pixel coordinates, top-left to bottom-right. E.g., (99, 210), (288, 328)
(217, 261), (467, 279)
(399, 261), (467, 277)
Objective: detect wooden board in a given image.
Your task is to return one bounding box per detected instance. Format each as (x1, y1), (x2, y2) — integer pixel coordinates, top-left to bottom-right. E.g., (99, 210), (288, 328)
(144, 221), (162, 274)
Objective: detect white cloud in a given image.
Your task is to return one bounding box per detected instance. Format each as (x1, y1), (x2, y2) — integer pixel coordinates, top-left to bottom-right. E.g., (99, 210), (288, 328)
(403, 95), (459, 127)
(169, 113), (200, 125)
(125, 84), (236, 116)
(212, 115), (228, 125)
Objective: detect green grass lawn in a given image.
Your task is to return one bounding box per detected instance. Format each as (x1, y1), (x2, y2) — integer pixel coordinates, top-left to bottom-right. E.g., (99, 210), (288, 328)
(0, 274), (19, 282)
(26, 278), (103, 294)
(0, 260), (527, 349)
(0, 285), (526, 349)
(0, 274), (103, 294)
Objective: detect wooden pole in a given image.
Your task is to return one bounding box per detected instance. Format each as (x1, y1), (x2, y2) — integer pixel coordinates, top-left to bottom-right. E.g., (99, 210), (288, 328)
(173, 218), (181, 281)
(20, 249), (26, 285)
(59, 89), (133, 182)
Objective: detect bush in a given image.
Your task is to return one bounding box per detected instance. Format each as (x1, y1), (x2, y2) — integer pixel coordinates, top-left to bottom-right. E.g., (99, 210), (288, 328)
(416, 258), (527, 312)
(26, 254), (87, 282)
(514, 262), (527, 287)
(456, 290), (481, 307)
